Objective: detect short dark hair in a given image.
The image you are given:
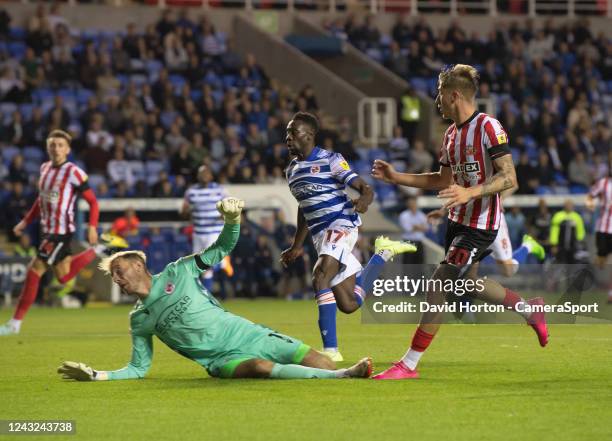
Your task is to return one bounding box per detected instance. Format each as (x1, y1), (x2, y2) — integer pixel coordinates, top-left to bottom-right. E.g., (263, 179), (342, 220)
(292, 111), (319, 134)
(47, 129), (72, 145)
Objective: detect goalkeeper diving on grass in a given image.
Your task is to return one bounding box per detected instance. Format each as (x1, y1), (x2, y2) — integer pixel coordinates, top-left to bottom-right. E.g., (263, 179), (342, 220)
(57, 197), (372, 381)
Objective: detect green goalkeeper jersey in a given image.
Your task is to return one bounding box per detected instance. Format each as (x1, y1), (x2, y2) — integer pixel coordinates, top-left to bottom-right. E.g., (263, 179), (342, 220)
(106, 223), (240, 380)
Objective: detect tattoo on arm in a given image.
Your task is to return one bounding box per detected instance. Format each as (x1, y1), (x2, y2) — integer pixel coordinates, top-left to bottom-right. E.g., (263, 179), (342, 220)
(479, 155), (517, 199)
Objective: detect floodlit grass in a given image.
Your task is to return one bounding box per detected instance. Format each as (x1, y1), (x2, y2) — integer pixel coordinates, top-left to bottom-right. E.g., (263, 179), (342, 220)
(1, 300), (611, 441)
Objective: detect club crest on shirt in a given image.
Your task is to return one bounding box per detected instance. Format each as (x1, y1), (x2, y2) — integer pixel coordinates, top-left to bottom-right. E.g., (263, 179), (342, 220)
(310, 165), (320, 174)
(465, 145), (475, 156)
(164, 282), (175, 294)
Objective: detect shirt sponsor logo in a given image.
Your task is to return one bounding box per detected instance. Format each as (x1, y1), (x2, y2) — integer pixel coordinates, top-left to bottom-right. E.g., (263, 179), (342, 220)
(291, 182), (325, 198)
(452, 162), (481, 181)
(42, 189), (60, 203)
(155, 295), (192, 335)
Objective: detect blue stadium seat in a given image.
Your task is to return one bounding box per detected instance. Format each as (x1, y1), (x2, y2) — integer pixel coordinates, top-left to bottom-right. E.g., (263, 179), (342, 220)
(18, 103), (35, 121)
(8, 42), (26, 58)
(1, 146), (20, 165)
(32, 88), (54, 103)
(160, 110), (178, 129)
(222, 75), (237, 90)
(22, 146), (45, 164)
(87, 174), (106, 190)
(24, 161), (40, 175)
(129, 74), (148, 87)
(569, 185), (588, 194)
(171, 233), (191, 259)
(146, 236), (170, 273)
(0, 103), (17, 120)
(76, 89), (95, 106)
(169, 74), (186, 93)
(129, 160), (145, 182)
(145, 160), (166, 181)
(189, 89), (202, 102)
(9, 27), (26, 41)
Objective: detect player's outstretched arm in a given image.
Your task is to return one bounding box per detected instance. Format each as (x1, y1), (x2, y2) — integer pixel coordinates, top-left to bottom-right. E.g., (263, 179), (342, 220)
(195, 197), (244, 269)
(372, 160), (453, 191)
(58, 334), (153, 381)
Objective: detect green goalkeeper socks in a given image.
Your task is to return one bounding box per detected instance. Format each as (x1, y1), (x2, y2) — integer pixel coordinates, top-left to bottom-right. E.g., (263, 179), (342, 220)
(269, 363), (343, 379)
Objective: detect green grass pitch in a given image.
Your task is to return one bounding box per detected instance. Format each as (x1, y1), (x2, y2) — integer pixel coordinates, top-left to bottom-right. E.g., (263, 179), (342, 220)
(1, 300), (611, 441)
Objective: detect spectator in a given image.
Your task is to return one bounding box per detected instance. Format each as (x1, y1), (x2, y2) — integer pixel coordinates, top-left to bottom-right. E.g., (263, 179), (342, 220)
(86, 114), (114, 151)
(512, 154), (533, 194)
(164, 31), (188, 72)
(549, 199), (586, 264)
(398, 196), (427, 264)
(3, 111), (24, 146)
(505, 206), (526, 249)
(567, 151), (592, 188)
(5, 182), (33, 240)
(171, 142), (196, 182)
(407, 140), (433, 174)
(9, 155), (28, 185)
(399, 87), (421, 145)
(388, 125), (409, 161)
(110, 208), (140, 238)
(385, 41), (409, 78)
(107, 149), (135, 188)
(531, 198), (552, 248)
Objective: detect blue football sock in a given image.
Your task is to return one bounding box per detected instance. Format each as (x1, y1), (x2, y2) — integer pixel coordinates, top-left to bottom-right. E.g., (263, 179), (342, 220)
(513, 246), (529, 265)
(315, 288), (337, 349)
(353, 274), (364, 307)
(360, 254), (386, 294)
(481, 254), (495, 265)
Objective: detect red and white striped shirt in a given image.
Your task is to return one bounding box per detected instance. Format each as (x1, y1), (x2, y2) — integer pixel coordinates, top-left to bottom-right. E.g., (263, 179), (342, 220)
(590, 177), (612, 234)
(439, 112), (510, 231)
(38, 161), (89, 235)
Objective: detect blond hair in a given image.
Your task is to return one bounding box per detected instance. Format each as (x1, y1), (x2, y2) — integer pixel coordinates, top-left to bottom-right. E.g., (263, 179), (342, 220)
(98, 250), (147, 275)
(47, 129), (72, 145)
(438, 64), (479, 98)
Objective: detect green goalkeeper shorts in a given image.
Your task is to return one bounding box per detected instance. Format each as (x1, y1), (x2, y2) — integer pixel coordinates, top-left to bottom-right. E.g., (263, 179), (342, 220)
(204, 316), (311, 378)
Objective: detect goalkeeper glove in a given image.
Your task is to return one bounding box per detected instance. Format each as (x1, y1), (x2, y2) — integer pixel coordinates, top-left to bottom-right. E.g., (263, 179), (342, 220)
(57, 361), (108, 381)
(216, 197), (245, 225)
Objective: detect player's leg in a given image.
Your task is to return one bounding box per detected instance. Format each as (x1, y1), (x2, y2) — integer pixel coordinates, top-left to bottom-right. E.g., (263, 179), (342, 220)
(231, 356), (372, 379)
(312, 254), (341, 354)
(330, 236), (418, 313)
(0, 256), (48, 335)
(594, 233), (612, 302)
(373, 223), (489, 379)
(464, 261), (548, 346)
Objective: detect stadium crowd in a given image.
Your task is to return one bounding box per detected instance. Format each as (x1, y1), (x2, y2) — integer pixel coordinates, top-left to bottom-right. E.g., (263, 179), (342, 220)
(325, 14), (611, 194)
(0, 5), (608, 297)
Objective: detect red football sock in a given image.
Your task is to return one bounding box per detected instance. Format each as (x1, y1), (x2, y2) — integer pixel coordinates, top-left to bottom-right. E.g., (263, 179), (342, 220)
(13, 270), (42, 320)
(502, 288), (524, 310)
(411, 327), (435, 352)
(58, 248), (96, 284)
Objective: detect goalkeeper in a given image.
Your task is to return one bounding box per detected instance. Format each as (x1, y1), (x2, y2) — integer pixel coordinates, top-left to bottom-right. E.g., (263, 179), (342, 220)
(58, 197), (372, 381)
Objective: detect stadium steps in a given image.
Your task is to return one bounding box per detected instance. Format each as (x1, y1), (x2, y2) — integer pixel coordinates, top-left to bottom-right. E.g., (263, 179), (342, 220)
(290, 15), (435, 145)
(232, 14), (366, 132)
